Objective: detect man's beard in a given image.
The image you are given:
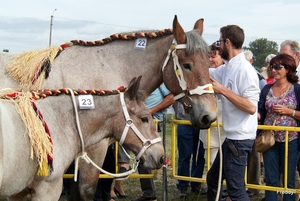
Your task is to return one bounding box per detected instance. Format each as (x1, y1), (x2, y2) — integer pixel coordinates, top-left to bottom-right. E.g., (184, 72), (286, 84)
(221, 45), (229, 60)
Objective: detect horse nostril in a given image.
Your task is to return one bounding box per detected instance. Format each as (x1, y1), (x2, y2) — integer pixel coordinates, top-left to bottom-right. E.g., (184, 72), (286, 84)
(160, 156), (165, 164)
(202, 114), (210, 125)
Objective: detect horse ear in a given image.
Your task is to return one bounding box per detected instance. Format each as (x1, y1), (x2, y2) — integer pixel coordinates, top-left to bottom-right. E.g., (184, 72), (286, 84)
(193, 18), (204, 36)
(173, 15), (186, 44)
(126, 76), (142, 100)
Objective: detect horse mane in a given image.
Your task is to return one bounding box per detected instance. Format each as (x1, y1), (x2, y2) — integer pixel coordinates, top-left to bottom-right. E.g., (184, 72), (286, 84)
(62, 29), (173, 48)
(5, 29), (208, 90)
(185, 30), (210, 56)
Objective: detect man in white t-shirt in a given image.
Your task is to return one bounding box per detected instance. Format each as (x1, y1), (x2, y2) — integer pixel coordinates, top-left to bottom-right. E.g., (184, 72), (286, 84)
(207, 25), (260, 201)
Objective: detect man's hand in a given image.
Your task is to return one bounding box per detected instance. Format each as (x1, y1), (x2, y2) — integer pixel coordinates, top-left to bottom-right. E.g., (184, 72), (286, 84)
(210, 77), (225, 95)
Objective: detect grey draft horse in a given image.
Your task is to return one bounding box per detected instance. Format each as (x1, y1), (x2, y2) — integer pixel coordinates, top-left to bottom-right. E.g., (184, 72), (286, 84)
(0, 77), (164, 201)
(0, 15), (217, 199)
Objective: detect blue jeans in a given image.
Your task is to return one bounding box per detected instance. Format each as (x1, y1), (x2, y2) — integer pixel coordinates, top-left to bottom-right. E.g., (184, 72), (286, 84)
(176, 124), (205, 190)
(263, 139), (299, 201)
(207, 138), (253, 201)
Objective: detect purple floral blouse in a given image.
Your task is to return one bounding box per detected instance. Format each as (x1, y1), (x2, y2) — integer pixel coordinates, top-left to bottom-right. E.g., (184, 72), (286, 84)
(262, 85), (298, 142)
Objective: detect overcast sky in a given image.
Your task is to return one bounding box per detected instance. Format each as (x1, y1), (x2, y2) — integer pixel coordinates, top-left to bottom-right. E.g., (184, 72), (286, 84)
(1, 0), (299, 53)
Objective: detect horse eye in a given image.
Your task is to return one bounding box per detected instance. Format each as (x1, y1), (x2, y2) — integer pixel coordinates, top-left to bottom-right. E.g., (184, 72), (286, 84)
(141, 117), (149, 123)
(182, 63), (191, 70)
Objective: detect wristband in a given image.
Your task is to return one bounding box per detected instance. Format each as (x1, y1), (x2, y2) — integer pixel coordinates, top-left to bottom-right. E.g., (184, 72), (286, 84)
(292, 110), (296, 117)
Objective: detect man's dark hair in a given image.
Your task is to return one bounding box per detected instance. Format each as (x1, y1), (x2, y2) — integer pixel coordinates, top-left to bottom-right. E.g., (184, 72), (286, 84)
(220, 25), (244, 49)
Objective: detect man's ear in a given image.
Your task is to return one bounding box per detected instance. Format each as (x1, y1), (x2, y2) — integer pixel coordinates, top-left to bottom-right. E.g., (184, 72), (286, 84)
(250, 58), (254, 65)
(295, 52), (300, 59)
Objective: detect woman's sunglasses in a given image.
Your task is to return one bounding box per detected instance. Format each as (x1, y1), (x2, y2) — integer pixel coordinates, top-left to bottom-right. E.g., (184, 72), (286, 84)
(270, 64), (285, 70)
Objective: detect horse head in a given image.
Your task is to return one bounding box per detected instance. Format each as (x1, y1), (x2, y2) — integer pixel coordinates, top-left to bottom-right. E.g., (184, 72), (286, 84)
(115, 76), (164, 169)
(163, 15), (217, 129)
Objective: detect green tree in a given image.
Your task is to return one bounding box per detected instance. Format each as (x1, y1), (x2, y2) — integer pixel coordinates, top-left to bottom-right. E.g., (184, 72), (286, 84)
(243, 38), (278, 70)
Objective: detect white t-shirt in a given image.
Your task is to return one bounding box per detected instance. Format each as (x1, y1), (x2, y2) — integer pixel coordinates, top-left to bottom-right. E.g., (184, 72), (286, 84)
(209, 53), (260, 140)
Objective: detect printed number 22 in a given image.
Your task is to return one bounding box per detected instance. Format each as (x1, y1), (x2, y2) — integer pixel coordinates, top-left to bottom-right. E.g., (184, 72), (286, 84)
(138, 39), (146, 47)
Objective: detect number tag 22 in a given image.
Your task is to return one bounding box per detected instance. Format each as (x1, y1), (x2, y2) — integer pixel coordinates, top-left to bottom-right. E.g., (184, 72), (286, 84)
(78, 95), (95, 109)
(134, 38), (147, 50)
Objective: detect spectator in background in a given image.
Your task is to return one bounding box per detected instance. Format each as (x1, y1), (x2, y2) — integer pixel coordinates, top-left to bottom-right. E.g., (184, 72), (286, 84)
(200, 43), (226, 167)
(110, 147), (130, 199)
(244, 50), (266, 198)
(260, 67), (268, 79)
(131, 83), (174, 201)
(279, 39), (300, 201)
(94, 144), (116, 201)
(265, 54), (277, 84)
(258, 54), (300, 201)
(280, 40), (300, 81)
(175, 101), (206, 198)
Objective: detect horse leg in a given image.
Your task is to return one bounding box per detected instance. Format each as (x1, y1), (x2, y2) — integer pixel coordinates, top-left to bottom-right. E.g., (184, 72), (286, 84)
(7, 189), (29, 201)
(77, 140), (109, 201)
(29, 179), (63, 201)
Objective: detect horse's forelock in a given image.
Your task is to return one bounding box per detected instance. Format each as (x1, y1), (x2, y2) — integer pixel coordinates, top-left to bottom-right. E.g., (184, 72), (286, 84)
(136, 90), (146, 103)
(186, 30), (210, 55)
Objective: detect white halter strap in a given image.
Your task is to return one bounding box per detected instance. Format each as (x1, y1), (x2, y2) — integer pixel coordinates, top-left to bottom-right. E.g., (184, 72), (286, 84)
(70, 91), (161, 181)
(119, 92), (162, 160)
(161, 39), (214, 101)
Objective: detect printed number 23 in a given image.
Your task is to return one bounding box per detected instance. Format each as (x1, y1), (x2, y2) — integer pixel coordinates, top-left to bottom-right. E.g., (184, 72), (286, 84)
(81, 98), (92, 105)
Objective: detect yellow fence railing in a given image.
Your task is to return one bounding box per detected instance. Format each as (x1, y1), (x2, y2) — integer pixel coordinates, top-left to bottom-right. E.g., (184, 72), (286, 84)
(170, 119), (300, 194)
(63, 118), (300, 194)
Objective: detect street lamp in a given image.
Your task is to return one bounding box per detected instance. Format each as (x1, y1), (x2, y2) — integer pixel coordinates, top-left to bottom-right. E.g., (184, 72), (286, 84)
(49, 8), (57, 47)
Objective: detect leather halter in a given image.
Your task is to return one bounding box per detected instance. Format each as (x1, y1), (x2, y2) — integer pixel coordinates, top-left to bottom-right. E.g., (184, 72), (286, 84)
(161, 40), (214, 104)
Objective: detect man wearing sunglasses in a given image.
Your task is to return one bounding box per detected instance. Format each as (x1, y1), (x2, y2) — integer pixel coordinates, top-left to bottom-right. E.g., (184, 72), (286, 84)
(206, 25), (260, 201)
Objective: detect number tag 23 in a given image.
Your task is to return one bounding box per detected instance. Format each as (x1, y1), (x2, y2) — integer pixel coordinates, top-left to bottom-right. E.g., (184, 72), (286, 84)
(78, 95), (95, 109)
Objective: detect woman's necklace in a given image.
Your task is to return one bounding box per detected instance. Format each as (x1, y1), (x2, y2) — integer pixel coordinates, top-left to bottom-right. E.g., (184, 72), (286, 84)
(272, 83), (290, 97)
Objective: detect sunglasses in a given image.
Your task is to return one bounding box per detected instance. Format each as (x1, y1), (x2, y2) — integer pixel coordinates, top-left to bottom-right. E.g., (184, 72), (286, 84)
(270, 64), (285, 70)
(215, 39), (224, 47)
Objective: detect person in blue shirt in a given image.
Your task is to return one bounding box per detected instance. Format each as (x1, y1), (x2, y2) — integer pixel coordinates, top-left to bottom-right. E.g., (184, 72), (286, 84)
(131, 83), (174, 201)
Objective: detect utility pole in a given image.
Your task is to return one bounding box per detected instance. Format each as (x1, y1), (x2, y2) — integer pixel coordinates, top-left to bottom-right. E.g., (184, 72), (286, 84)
(49, 8), (57, 47)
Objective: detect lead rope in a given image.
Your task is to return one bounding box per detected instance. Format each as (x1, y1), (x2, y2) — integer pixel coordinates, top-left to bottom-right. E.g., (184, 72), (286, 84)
(215, 95), (223, 201)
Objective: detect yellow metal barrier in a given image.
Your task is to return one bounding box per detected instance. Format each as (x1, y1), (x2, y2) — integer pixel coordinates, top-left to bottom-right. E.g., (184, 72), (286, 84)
(63, 118), (300, 195)
(170, 119), (300, 194)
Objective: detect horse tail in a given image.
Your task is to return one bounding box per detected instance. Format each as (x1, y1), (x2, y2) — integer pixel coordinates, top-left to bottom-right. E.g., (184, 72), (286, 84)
(6, 46), (62, 90)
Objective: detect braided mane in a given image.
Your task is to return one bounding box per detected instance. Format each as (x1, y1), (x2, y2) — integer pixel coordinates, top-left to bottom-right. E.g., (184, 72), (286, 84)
(60, 29), (173, 49)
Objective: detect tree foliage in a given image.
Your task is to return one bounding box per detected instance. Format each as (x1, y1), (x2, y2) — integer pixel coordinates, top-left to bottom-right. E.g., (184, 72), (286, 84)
(243, 38), (278, 69)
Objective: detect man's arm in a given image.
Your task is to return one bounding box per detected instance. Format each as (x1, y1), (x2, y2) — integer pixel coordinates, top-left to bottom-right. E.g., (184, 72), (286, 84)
(211, 77), (256, 115)
(149, 94), (174, 115)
